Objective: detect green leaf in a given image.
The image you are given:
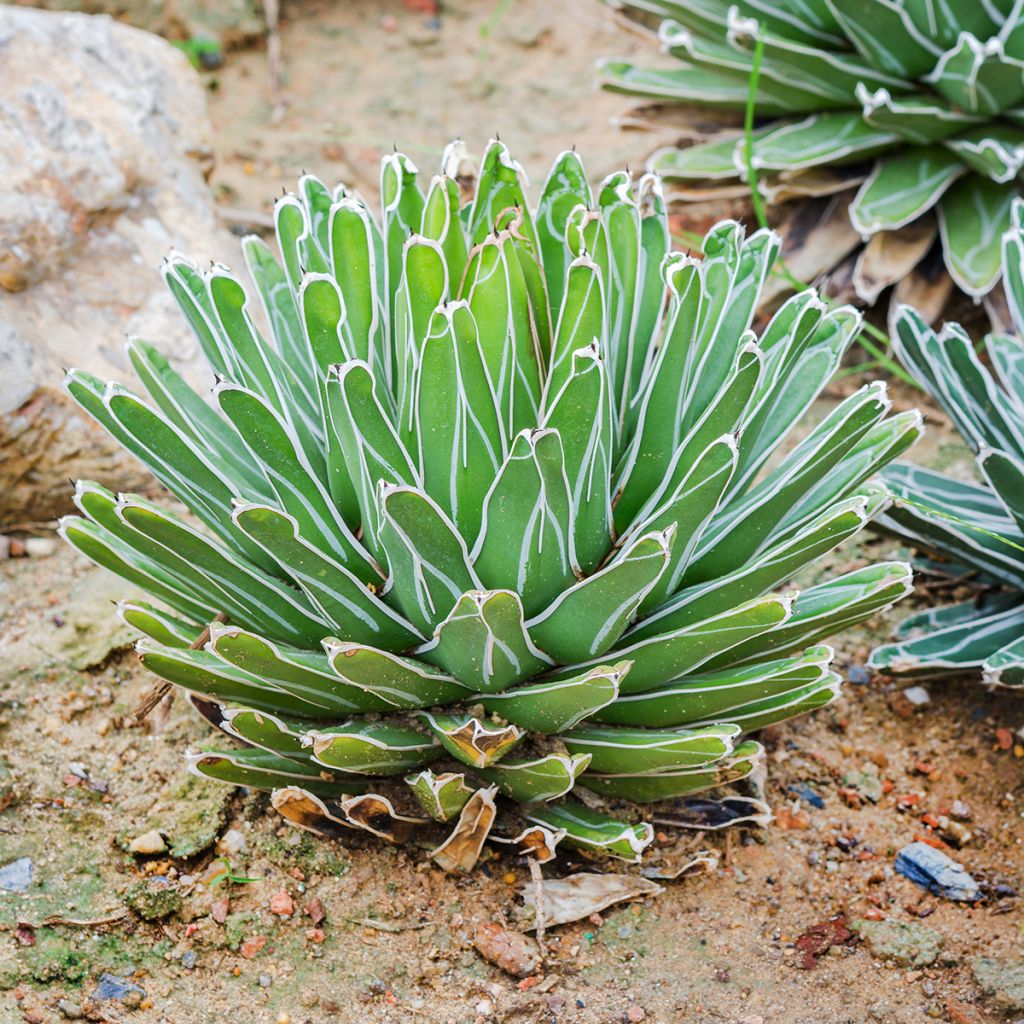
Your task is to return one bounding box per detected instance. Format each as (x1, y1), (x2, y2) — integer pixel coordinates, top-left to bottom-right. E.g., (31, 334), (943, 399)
(415, 302), (505, 541)
(476, 662), (627, 734)
(464, 231), (543, 440)
(938, 175), (1016, 297)
(307, 719), (441, 775)
(595, 644), (836, 727)
(416, 712), (523, 769)
(187, 749), (366, 797)
(117, 599), (202, 648)
(527, 531), (670, 662)
(216, 380), (374, 577)
(472, 429), (577, 614)
(208, 623), (396, 714)
(232, 504), (420, 650)
(376, 485), (481, 635)
(826, 0), (942, 78)
(561, 722), (740, 774)
(537, 149), (593, 313)
(748, 111), (899, 172)
(858, 86), (982, 145)
(417, 589), (551, 693)
(474, 753), (591, 803)
(322, 640), (469, 709)
(925, 32), (1024, 116)
(580, 740), (763, 802)
(849, 147), (964, 233)
(325, 360), (419, 561)
(871, 603), (1024, 676)
(405, 770), (475, 822)
(562, 592), (794, 694)
(541, 343), (614, 573)
(524, 801), (653, 863)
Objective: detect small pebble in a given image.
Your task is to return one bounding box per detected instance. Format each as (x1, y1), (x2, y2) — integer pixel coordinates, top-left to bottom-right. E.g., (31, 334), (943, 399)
(58, 1000), (84, 1020)
(625, 1008), (646, 1023)
(24, 537), (56, 558)
(182, 951), (197, 970)
(259, 973), (272, 988)
(129, 831), (166, 856)
(903, 686), (931, 707)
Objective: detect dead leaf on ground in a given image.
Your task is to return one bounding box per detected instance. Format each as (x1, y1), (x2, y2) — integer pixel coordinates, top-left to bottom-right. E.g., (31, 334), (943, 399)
(518, 872), (663, 929)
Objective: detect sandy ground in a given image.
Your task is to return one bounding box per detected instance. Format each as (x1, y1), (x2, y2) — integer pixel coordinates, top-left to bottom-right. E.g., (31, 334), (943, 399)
(3, 2), (1024, 1023)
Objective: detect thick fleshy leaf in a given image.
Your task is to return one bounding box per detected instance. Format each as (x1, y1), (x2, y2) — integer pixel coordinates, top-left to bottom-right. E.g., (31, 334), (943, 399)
(858, 85), (982, 145)
(232, 504), (420, 649)
(415, 302), (505, 540)
(117, 599), (201, 648)
(306, 720), (441, 775)
(563, 593), (794, 694)
(825, 0), (942, 78)
(418, 589), (551, 693)
(938, 176), (1017, 297)
(208, 624), (396, 714)
(926, 32), (1024, 116)
(595, 644), (836, 727)
(527, 530), (672, 663)
(464, 230), (543, 439)
(580, 740), (763, 801)
(748, 112), (899, 172)
(474, 753), (591, 803)
(542, 343), (614, 573)
(416, 712), (523, 769)
(472, 429), (577, 613)
(405, 769), (475, 822)
(871, 603), (1024, 676)
(187, 749), (366, 797)
(377, 485), (481, 635)
(849, 147), (964, 234)
(325, 360), (419, 561)
(524, 801), (654, 863)
(561, 722), (740, 774)
(537, 150), (593, 314)
(476, 662), (627, 734)
(322, 641), (470, 709)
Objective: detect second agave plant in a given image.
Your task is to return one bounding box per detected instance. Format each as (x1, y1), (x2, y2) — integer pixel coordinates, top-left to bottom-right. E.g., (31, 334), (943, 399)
(60, 139), (917, 867)
(601, 0), (1024, 310)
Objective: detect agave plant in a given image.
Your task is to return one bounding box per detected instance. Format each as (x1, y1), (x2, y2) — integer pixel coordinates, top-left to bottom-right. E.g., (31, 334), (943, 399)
(871, 200), (1024, 686)
(600, 0), (1024, 309)
(60, 139), (917, 868)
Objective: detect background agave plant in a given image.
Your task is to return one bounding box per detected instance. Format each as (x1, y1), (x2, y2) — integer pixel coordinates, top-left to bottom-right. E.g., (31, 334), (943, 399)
(871, 200), (1024, 686)
(60, 138), (917, 869)
(600, 0), (1024, 316)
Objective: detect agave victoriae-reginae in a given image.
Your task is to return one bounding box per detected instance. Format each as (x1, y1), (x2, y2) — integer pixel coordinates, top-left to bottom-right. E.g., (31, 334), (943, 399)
(600, 0), (1024, 311)
(871, 200), (1024, 686)
(60, 139), (917, 868)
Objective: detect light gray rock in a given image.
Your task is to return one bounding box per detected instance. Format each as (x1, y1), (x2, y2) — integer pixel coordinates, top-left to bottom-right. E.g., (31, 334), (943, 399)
(0, 7), (239, 525)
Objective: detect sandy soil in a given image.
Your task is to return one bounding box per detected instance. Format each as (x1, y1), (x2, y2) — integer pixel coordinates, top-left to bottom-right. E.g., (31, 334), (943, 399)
(3, 3), (1024, 1023)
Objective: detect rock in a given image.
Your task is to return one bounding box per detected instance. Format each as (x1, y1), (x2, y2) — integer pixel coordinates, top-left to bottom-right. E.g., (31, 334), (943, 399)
(217, 828), (248, 857)
(91, 973), (147, 1002)
(23, 537), (56, 557)
(973, 957), (1024, 1013)
(903, 686), (931, 708)
(123, 877), (183, 921)
(129, 830), (167, 855)
(0, 7), (240, 526)
(0, 857), (33, 892)
(57, 1000), (84, 1019)
(852, 918), (945, 967)
(473, 922), (540, 978)
(895, 842), (980, 902)
(269, 888), (294, 917)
